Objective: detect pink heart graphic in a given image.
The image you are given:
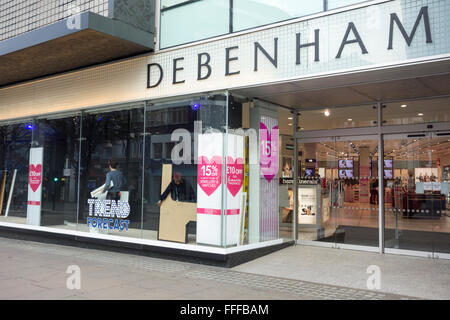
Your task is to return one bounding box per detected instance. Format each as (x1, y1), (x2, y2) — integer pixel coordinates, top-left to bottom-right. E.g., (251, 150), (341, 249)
(29, 164), (42, 193)
(197, 156), (222, 196)
(227, 156), (244, 197)
(260, 122), (279, 182)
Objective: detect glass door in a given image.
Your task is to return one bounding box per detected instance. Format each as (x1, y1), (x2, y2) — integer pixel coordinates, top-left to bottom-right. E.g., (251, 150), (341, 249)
(333, 136), (379, 248)
(429, 132), (450, 257)
(296, 135), (379, 248)
(296, 137), (337, 243)
(383, 132), (450, 255)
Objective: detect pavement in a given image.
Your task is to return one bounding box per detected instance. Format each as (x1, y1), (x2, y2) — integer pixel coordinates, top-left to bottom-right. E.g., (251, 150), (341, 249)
(0, 237), (448, 300)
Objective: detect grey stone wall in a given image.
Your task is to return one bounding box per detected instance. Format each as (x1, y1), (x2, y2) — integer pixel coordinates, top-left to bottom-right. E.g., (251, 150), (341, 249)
(110, 0), (155, 33)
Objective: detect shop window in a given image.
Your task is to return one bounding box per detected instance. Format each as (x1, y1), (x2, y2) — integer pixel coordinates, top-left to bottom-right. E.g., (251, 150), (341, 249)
(0, 122), (33, 223)
(78, 107), (145, 238)
(143, 95), (227, 244)
(36, 116), (81, 228)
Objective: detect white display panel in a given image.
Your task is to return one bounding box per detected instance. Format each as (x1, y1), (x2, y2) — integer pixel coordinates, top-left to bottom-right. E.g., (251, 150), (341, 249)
(196, 132), (244, 246)
(27, 147), (43, 226)
(298, 186), (317, 225)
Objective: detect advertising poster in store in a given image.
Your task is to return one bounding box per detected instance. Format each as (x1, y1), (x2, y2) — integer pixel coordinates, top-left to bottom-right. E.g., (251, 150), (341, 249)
(298, 186), (316, 225)
(27, 147), (43, 226)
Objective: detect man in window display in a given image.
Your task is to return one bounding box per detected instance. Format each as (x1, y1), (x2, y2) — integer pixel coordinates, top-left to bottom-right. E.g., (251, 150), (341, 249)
(157, 171), (195, 206)
(103, 160), (126, 201)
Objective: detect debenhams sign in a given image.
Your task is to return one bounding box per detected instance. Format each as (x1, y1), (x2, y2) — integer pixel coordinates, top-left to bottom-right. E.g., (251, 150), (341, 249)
(146, 3), (445, 94)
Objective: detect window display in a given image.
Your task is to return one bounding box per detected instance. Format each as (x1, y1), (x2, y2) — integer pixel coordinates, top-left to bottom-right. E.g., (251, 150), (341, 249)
(0, 93), (295, 249)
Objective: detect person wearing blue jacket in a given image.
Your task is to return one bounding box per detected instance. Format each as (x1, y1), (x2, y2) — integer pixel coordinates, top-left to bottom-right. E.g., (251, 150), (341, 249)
(103, 160), (126, 201)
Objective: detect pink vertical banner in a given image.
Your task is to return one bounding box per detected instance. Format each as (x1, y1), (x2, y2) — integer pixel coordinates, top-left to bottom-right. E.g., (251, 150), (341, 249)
(259, 117), (279, 241)
(260, 122), (279, 182)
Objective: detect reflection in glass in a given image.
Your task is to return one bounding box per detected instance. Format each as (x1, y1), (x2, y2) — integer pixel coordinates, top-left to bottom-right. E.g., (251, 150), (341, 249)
(328, 0), (366, 10)
(79, 108), (145, 238)
(0, 122), (32, 223)
(143, 95), (227, 244)
(37, 116), (80, 229)
(160, 0), (229, 48)
(297, 138), (379, 247)
(384, 135), (450, 254)
(233, 0), (324, 32)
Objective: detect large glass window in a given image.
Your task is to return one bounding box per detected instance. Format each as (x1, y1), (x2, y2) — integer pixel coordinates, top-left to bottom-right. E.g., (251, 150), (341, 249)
(328, 0), (367, 10)
(160, 0), (372, 48)
(36, 115), (81, 229)
(384, 97), (450, 126)
(143, 94), (228, 245)
(233, 0), (323, 32)
(384, 133), (450, 254)
(160, 0), (229, 48)
(0, 121), (32, 224)
(78, 107), (145, 239)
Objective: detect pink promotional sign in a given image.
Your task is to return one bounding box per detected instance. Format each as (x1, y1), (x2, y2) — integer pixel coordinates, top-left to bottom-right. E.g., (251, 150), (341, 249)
(197, 155), (222, 196)
(27, 147), (43, 226)
(28, 164), (42, 193)
(260, 122), (279, 182)
(226, 156), (244, 197)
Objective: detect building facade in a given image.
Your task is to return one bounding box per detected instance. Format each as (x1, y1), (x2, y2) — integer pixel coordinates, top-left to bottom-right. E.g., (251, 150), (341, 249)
(0, 0), (449, 265)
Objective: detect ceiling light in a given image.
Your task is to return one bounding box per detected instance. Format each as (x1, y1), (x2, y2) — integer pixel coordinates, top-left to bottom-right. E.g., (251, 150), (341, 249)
(288, 117), (293, 120)
(324, 110), (330, 117)
(288, 123), (293, 126)
(401, 104), (407, 108)
(418, 113), (424, 116)
(348, 118), (353, 121)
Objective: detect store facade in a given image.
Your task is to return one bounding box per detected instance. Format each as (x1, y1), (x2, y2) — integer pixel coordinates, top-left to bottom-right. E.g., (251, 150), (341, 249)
(0, 0), (449, 264)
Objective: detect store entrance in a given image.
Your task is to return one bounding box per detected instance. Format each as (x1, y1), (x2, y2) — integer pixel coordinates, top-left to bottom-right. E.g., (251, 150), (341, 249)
(294, 130), (450, 255)
(383, 131), (450, 255)
(295, 135), (380, 248)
